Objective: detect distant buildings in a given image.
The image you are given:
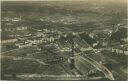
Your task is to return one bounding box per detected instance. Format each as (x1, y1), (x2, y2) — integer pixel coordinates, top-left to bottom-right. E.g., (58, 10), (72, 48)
(17, 26), (28, 30)
(15, 42), (32, 48)
(2, 17), (21, 22)
(111, 45), (128, 55)
(1, 39), (18, 44)
(1, 14), (127, 57)
(4, 26), (28, 31)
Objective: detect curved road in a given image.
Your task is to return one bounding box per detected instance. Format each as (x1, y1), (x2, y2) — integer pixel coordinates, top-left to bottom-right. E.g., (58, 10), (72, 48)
(74, 54), (114, 80)
(74, 35), (114, 80)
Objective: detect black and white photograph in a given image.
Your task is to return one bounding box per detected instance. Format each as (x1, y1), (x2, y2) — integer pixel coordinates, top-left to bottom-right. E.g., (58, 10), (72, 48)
(1, 0), (127, 81)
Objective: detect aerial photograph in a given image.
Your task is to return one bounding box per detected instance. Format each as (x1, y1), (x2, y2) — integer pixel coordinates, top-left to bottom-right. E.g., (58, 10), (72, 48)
(1, 0), (127, 81)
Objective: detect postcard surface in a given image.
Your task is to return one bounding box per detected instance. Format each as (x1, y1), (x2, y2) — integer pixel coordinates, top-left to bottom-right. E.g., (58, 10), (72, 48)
(1, 0), (127, 81)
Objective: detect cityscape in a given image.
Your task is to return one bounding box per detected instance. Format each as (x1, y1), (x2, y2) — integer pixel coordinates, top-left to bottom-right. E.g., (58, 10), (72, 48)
(1, 0), (127, 81)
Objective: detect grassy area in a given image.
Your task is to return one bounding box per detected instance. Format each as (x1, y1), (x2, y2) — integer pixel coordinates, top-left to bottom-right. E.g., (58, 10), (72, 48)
(1, 43), (17, 52)
(2, 46), (37, 57)
(101, 50), (127, 80)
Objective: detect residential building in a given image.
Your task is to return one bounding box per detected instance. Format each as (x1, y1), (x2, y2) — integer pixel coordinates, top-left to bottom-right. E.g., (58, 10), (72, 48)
(15, 43), (32, 48)
(1, 39), (18, 44)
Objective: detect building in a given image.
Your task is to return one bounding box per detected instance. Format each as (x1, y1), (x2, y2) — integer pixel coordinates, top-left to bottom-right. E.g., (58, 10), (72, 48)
(17, 26), (28, 30)
(15, 42), (32, 48)
(1, 39), (18, 44)
(111, 45), (128, 55)
(2, 17), (21, 22)
(12, 17), (21, 22)
(4, 26), (28, 31)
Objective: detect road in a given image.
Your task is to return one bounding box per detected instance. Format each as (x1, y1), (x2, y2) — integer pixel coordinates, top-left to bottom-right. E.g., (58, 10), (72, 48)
(74, 52), (114, 80)
(1, 54), (49, 66)
(1, 48), (20, 54)
(74, 35), (115, 80)
(13, 56), (49, 65)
